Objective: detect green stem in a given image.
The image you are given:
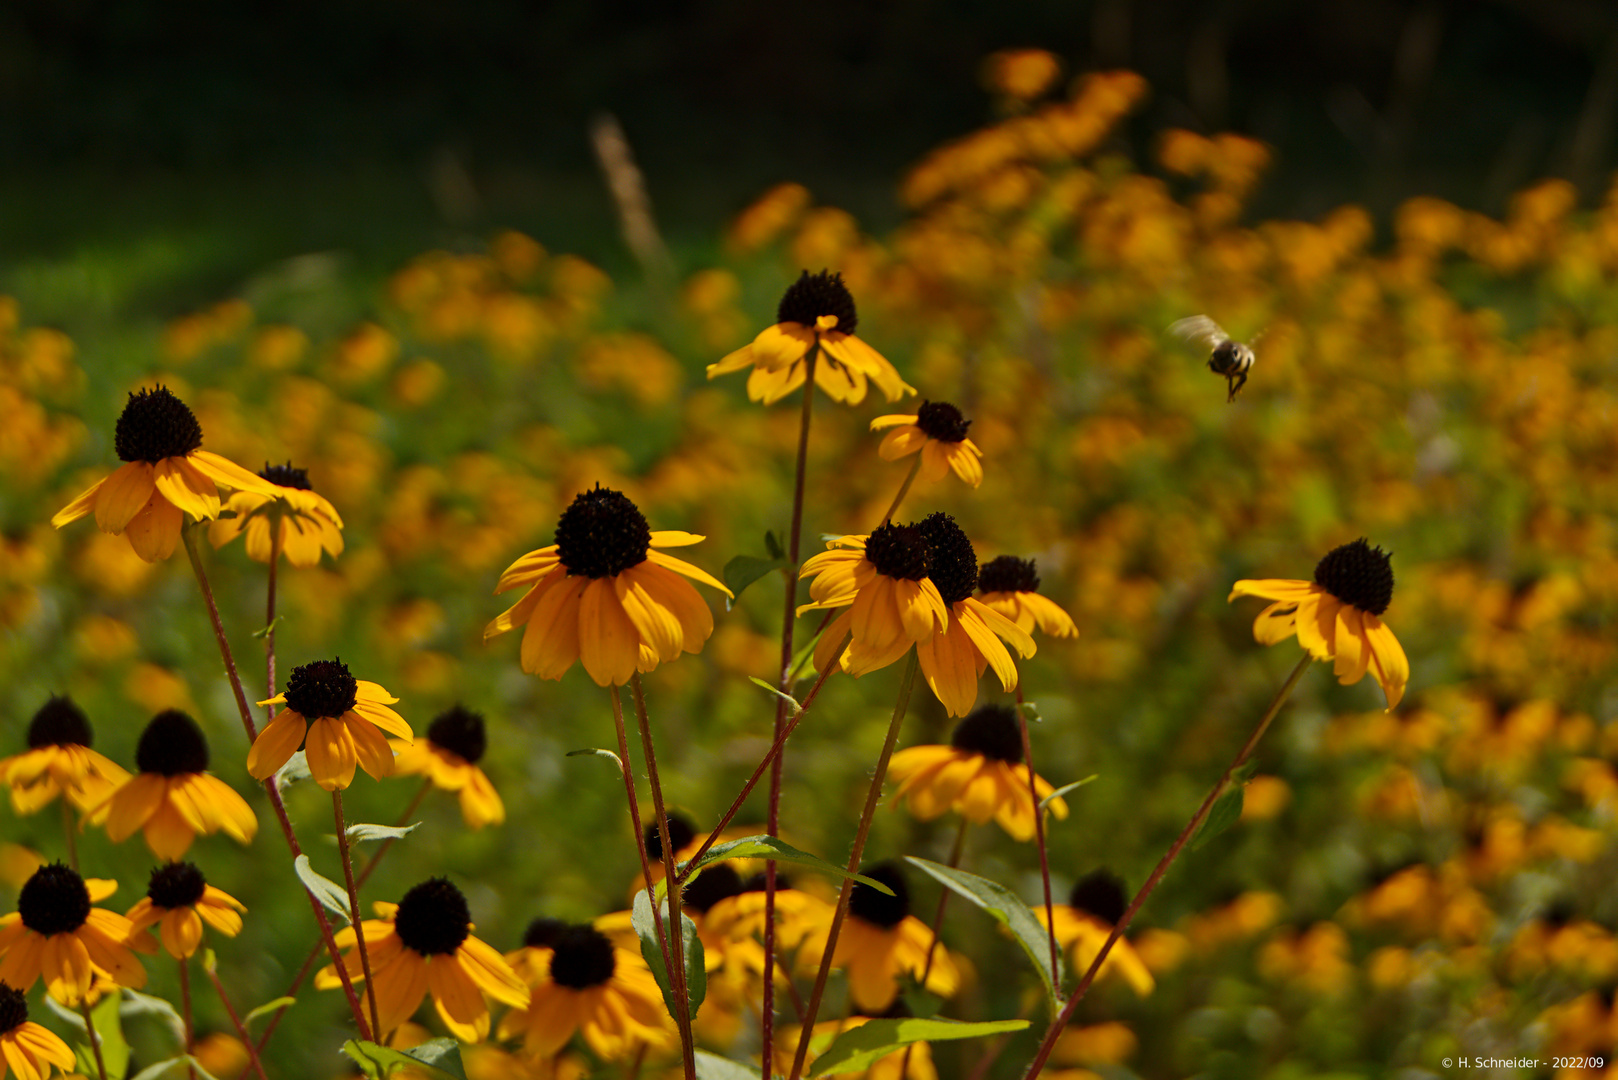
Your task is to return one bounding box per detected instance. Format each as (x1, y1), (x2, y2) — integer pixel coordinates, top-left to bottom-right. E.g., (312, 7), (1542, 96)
(787, 652), (920, 1080)
(60, 796), (78, 873)
(333, 790), (384, 1041)
(77, 997), (108, 1080)
(1020, 652), (1313, 1079)
(265, 518), (280, 724)
(179, 955), (196, 1080)
(878, 455), (923, 528)
(1014, 676), (1060, 988)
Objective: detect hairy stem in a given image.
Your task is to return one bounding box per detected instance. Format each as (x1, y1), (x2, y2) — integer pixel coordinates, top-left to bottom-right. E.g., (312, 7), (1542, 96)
(878, 455), (923, 528)
(207, 960), (271, 1080)
(265, 521), (279, 724)
(60, 797), (78, 873)
(333, 790), (384, 1040)
(1015, 678), (1060, 987)
(608, 685), (675, 1016)
(77, 997), (108, 1080)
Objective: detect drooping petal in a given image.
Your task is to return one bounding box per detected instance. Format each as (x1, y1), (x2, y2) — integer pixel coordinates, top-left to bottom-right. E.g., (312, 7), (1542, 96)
(1251, 600), (1300, 646)
(963, 597), (1036, 658)
(1228, 578), (1318, 603)
(143, 799), (198, 861)
(1333, 604), (1371, 685)
(103, 773), (166, 842)
(521, 574), (589, 680)
(246, 710), (307, 781)
(188, 451), (280, 495)
(159, 908), (204, 959)
(954, 603), (1020, 693)
(643, 549), (731, 597)
(304, 716), (358, 791)
(123, 494), (184, 562)
(1362, 614), (1410, 711)
(947, 440), (984, 486)
(153, 457), (220, 521)
(1291, 592), (1336, 661)
(869, 414), (919, 432)
(635, 563), (714, 654)
(93, 463), (156, 534)
(346, 713), (398, 780)
(616, 570), (684, 663)
(878, 427), (927, 461)
(579, 577), (641, 687)
(494, 547), (563, 594)
(51, 474), (107, 529)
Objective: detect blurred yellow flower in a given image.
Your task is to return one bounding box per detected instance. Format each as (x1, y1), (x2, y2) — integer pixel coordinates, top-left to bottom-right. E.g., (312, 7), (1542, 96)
(1036, 871), (1154, 997)
(0, 696), (127, 822)
(774, 1014), (937, 1080)
(99, 710), (257, 860)
(498, 921), (671, 1059)
(248, 660), (412, 791)
(124, 862), (245, 960)
(389, 706), (504, 829)
(975, 556), (1078, 638)
(1229, 538), (1409, 709)
(870, 401), (984, 487)
(707, 270), (913, 405)
(983, 49), (1062, 102)
(0, 863), (144, 1005)
(208, 462), (344, 567)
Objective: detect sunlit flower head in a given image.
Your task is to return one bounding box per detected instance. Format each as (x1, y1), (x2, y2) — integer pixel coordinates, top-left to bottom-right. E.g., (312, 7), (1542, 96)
(0, 981), (75, 1080)
(976, 556), (1078, 639)
(484, 485), (731, 687)
(870, 401), (983, 487)
(1229, 538), (1409, 709)
(799, 522), (947, 677)
(498, 921), (672, 1059)
(1036, 870), (1153, 997)
(0, 863), (145, 1005)
(702, 871), (835, 968)
(99, 710), (257, 860)
(208, 461), (345, 567)
(0, 696), (128, 823)
(125, 861), (246, 960)
(316, 878), (529, 1042)
(51, 385), (278, 562)
(888, 705), (1070, 840)
(706, 270), (914, 405)
(247, 660), (412, 791)
(800, 862), (958, 1014)
(390, 705), (504, 829)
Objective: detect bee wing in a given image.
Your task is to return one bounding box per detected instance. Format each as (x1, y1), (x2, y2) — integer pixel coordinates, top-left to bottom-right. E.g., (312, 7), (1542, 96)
(1168, 315), (1231, 350)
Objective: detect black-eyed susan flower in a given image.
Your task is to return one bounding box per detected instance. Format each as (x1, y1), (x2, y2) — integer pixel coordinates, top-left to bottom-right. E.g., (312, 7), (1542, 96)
(99, 710), (257, 860)
(247, 660), (412, 791)
(207, 461), (344, 567)
(484, 486), (732, 687)
(124, 861), (245, 960)
(389, 706), (504, 830)
(0, 696), (127, 823)
(0, 980), (75, 1080)
(0, 863), (145, 1004)
(773, 1009), (937, 1080)
(630, 812), (700, 895)
(498, 922), (672, 1060)
(799, 863), (958, 1014)
(887, 705), (1070, 841)
(800, 522), (948, 678)
(1036, 870), (1153, 997)
(703, 872), (835, 968)
(706, 270), (914, 406)
(1229, 538), (1410, 709)
(912, 514), (1034, 717)
(869, 401), (983, 487)
(316, 878), (528, 1042)
(50, 385), (277, 562)
(976, 556), (1079, 639)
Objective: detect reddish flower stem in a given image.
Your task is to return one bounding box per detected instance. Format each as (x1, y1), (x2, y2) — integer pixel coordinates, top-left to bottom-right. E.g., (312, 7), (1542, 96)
(878, 454), (922, 528)
(333, 790), (384, 1040)
(206, 959), (271, 1080)
(179, 955), (196, 1080)
(265, 522), (279, 723)
(1014, 677), (1060, 986)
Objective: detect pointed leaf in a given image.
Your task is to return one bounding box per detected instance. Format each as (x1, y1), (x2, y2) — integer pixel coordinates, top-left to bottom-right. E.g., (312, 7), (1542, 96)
(765, 531), (785, 560)
(747, 677), (801, 715)
(244, 997), (297, 1028)
(904, 857), (1064, 1012)
(631, 888), (707, 1022)
(294, 854), (353, 923)
(130, 1058), (221, 1080)
(342, 1038), (467, 1080)
(1192, 785), (1245, 850)
(566, 747), (626, 778)
(275, 750), (311, 792)
(346, 821), (421, 843)
(120, 988), (187, 1045)
(1017, 700), (1043, 724)
(808, 1017), (1029, 1077)
(724, 555), (788, 608)
(695, 1050), (764, 1080)
(1039, 775), (1098, 812)
(690, 835), (893, 894)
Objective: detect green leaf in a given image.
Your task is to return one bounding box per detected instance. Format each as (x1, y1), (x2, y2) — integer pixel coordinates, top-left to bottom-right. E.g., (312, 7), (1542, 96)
(342, 1038), (468, 1079)
(808, 1017), (1030, 1077)
(70, 992), (131, 1080)
(694, 1050), (763, 1080)
(294, 854), (353, 923)
(129, 1057), (222, 1080)
(631, 888), (707, 1021)
(765, 531), (785, 560)
(274, 750), (311, 791)
(1192, 785), (1245, 850)
(747, 676), (801, 715)
(690, 835), (894, 894)
(723, 554), (789, 609)
(244, 996), (297, 1028)
(566, 747), (626, 777)
(904, 857), (1064, 1012)
(120, 988), (187, 1045)
(346, 821), (421, 843)
(251, 615), (284, 639)
(1017, 700), (1043, 724)
(1039, 774), (1098, 812)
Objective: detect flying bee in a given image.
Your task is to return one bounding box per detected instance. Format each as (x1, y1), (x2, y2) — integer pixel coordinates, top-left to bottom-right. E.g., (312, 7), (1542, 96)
(1169, 315), (1258, 403)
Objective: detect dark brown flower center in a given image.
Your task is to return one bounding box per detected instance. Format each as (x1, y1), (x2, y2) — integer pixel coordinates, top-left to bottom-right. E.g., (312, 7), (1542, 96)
(393, 878), (471, 956)
(916, 512), (978, 605)
(978, 555), (1040, 595)
(259, 462), (312, 490)
(18, 862), (90, 936)
(643, 812), (695, 862)
(864, 523), (930, 582)
(115, 385), (203, 464)
(522, 917), (568, 949)
(136, 710), (210, 776)
(776, 269), (857, 334)
(1069, 869), (1127, 926)
(550, 925), (616, 989)
(914, 401), (971, 443)
(27, 695), (92, 749)
(427, 706), (487, 764)
(849, 861), (910, 930)
(950, 705), (1023, 763)
(0, 983), (25, 1035)
(554, 485), (651, 579)
(148, 862), (207, 909)
(682, 865), (744, 915)
(1313, 538), (1394, 616)
(283, 659), (358, 719)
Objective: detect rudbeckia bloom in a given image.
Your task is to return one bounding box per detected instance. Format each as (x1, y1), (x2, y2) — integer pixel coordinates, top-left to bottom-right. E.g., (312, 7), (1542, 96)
(124, 862), (245, 960)
(703, 872), (835, 968)
(976, 556), (1079, 639)
(498, 922), (672, 1059)
(800, 522), (949, 678)
(1229, 538), (1409, 709)
(773, 1011), (937, 1080)
(0, 863), (145, 1005)
(0, 981), (75, 1080)
(99, 710), (257, 860)
(1036, 870), (1153, 997)
(0, 696), (127, 822)
(706, 270), (914, 405)
(800, 863), (958, 1014)
(247, 660), (412, 791)
(484, 485), (732, 687)
(869, 401), (984, 487)
(208, 461), (345, 567)
(389, 706), (504, 829)
(888, 705), (1070, 841)
(316, 878), (529, 1042)
(51, 385), (278, 562)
